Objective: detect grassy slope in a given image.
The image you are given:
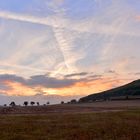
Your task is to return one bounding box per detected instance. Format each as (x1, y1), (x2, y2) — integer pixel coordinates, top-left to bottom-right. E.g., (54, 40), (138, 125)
(79, 79), (140, 102)
(0, 110), (140, 140)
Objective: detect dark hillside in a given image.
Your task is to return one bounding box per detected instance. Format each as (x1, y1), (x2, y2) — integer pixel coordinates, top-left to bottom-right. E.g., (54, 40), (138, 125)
(79, 79), (140, 102)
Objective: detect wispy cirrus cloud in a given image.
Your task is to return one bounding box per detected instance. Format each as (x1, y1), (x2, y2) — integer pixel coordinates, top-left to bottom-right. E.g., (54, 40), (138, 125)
(0, 6), (139, 77)
(64, 72), (88, 78)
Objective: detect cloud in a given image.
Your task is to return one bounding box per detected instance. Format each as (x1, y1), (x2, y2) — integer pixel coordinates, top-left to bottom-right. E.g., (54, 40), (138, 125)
(0, 73), (100, 97)
(0, 74), (86, 89)
(29, 74), (83, 88)
(0, 0), (139, 99)
(0, 10), (138, 36)
(0, 73), (105, 95)
(88, 74), (102, 79)
(0, 11), (62, 28)
(0, 73), (133, 99)
(107, 70), (116, 74)
(134, 72), (140, 75)
(0, 8), (139, 76)
(64, 72), (88, 78)
(0, 10), (87, 74)
(0, 74), (26, 84)
(0, 83), (11, 91)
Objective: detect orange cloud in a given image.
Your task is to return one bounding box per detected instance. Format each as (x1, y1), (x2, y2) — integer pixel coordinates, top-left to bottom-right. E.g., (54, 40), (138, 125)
(0, 74), (131, 97)
(3, 81), (36, 96)
(46, 78), (128, 96)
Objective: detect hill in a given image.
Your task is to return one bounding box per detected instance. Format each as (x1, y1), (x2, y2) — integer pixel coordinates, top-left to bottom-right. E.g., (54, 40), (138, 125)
(79, 79), (140, 103)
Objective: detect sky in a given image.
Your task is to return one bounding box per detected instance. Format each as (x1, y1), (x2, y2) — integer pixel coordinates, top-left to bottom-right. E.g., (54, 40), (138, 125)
(0, 0), (139, 105)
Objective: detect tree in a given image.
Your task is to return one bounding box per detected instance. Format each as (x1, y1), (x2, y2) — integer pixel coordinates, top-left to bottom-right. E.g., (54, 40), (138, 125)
(61, 101), (64, 104)
(4, 104), (7, 107)
(36, 102), (40, 106)
(47, 102), (50, 105)
(9, 101), (16, 107)
(30, 101), (35, 106)
(23, 101), (28, 106)
(70, 99), (77, 104)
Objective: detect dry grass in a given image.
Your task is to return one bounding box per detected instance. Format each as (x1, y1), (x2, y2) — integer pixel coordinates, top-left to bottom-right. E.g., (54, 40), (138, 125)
(0, 110), (139, 140)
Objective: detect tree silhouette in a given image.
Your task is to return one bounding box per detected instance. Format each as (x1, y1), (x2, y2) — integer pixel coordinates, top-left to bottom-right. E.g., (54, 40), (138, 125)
(23, 101), (28, 106)
(36, 102), (40, 106)
(61, 101), (64, 104)
(70, 99), (77, 104)
(10, 101), (16, 107)
(30, 101), (35, 106)
(47, 102), (50, 105)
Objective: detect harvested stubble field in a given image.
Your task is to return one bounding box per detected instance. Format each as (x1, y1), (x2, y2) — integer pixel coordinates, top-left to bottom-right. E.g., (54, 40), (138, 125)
(0, 101), (140, 140)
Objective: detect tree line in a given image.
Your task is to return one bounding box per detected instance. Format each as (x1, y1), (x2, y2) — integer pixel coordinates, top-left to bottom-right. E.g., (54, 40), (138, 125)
(4, 101), (50, 107)
(3, 99), (77, 107)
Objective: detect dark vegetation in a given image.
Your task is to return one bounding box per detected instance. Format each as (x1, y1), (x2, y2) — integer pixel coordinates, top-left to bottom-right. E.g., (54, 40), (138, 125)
(79, 79), (140, 103)
(30, 101), (35, 106)
(9, 101), (16, 107)
(23, 101), (28, 106)
(0, 110), (139, 140)
(61, 101), (64, 104)
(36, 102), (40, 106)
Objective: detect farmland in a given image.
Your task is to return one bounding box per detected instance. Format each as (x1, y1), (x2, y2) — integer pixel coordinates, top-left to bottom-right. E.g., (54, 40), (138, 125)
(0, 100), (140, 140)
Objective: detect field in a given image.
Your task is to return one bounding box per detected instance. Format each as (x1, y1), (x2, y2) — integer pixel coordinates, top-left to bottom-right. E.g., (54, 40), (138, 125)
(0, 100), (140, 140)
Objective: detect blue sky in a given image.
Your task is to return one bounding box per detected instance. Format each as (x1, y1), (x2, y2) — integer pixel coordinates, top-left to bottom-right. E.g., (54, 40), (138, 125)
(0, 0), (139, 104)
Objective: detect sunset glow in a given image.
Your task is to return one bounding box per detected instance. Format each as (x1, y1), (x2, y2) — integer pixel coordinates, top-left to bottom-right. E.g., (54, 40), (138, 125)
(0, 0), (139, 104)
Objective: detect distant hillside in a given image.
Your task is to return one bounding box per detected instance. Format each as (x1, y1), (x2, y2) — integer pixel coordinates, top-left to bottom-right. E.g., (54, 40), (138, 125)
(79, 79), (140, 103)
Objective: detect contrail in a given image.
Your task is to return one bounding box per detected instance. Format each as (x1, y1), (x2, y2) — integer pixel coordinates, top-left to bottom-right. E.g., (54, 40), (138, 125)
(0, 11), (73, 71)
(0, 11), (78, 73)
(0, 62), (47, 73)
(0, 10), (139, 75)
(0, 10), (138, 36)
(0, 11), (67, 28)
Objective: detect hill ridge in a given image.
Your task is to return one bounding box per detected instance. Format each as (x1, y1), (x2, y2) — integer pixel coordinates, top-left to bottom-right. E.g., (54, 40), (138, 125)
(79, 79), (140, 102)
